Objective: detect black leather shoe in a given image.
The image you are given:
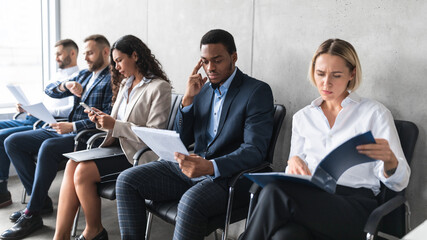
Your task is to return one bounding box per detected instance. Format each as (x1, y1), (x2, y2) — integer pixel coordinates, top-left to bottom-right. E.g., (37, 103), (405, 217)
(0, 191), (12, 208)
(75, 228), (108, 240)
(9, 197), (53, 222)
(0, 213), (43, 240)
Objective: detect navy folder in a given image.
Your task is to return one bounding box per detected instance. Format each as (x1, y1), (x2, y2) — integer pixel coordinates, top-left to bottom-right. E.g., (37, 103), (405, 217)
(245, 131), (376, 194)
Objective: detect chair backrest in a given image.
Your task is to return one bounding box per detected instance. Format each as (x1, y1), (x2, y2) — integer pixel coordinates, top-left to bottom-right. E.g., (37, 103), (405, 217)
(166, 93), (183, 130)
(265, 104), (286, 164)
(379, 120), (419, 237)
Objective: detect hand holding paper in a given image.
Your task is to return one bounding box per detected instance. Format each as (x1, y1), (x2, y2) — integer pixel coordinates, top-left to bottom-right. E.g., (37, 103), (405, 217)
(174, 153), (214, 178)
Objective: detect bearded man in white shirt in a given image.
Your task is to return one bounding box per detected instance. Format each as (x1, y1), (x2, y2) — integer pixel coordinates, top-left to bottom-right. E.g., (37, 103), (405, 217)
(0, 39), (79, 208)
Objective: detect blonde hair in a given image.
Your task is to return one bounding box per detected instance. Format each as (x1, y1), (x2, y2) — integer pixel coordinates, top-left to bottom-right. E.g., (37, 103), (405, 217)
(309, 39), (362, 91)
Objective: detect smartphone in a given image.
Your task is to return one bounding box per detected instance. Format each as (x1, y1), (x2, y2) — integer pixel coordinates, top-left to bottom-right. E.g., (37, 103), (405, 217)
(79, 102), (100, 116)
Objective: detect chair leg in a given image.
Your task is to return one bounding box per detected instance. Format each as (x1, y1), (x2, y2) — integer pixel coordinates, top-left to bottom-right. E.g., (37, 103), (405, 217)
(404, 201), (411, 233)
(21, 187), (26, 204)
(221, 186), (235, 240)
(366, 233), (375, 240)
(71, 206), (81, 237)
(145, 212), (154, 240)
(245, 192), (257, 229)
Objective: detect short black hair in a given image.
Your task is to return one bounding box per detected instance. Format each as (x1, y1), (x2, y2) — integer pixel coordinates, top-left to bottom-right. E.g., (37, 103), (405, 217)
(55, 39), (79, 54)
(200, 29), (236, 54)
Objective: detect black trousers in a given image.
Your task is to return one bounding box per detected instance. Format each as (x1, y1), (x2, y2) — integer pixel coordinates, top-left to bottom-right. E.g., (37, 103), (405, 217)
(240, 181), (378, 240)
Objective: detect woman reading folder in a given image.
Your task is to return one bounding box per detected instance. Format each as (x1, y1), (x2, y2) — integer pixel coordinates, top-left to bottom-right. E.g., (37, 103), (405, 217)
(240, 39), (410, 240)
(53, 35), (171, 240)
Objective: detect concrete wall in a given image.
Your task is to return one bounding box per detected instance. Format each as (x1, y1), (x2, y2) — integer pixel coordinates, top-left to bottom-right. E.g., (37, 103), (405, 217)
(60, 0), (427, 231)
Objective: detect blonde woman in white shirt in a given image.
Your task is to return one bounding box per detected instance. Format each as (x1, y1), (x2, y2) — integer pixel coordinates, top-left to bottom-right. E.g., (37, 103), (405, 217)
(53, 35), (171, 240)
(240, 39), (410, 240)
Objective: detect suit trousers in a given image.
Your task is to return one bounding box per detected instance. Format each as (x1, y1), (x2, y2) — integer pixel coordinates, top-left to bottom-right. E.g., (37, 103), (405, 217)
(4, 128), (75, 212)
(116, 160), (230, 240)
(0, 116), (38, 180)
(240, 181), (378, 240)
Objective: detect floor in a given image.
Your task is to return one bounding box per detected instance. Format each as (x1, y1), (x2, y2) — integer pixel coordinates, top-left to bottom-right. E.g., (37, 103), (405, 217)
(0, 172), (220, 240)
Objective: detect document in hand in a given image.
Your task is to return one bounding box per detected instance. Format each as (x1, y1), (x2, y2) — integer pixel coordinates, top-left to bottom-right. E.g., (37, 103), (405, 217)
(244, 131), (376, 194)
(131, 126), (189, 162)
(6, 84), (57, 124)
(6, 84), (30, 106)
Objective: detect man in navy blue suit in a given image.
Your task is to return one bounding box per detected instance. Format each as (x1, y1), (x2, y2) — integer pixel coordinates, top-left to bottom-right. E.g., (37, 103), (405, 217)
(116, 29), (274, 240)
(0, 34), (113, 240)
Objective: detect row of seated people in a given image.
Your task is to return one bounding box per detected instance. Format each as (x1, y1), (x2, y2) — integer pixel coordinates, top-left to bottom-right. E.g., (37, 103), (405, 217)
(0, 29), (410, 240)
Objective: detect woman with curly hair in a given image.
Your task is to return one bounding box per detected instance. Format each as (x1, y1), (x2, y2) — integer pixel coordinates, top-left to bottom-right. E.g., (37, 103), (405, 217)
(53, 35), (171, 240)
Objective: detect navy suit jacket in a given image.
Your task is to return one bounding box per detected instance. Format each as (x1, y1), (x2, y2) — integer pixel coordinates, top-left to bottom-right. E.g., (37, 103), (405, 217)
(44, 67), (112, 132)
(175, 68), (274, 178)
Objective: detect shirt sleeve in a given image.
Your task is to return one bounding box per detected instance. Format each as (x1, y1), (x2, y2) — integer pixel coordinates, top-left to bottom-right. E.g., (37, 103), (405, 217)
(371, 109), (410, 191)
(210, 160), (221, 178)
(286, 113), (308, 173)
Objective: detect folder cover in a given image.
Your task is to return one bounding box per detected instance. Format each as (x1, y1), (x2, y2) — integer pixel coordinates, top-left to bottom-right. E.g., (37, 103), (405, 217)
(245, 131), (376, 194)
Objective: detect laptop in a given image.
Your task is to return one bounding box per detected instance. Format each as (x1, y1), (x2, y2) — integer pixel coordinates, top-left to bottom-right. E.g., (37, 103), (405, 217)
(63, 146), (124, 162)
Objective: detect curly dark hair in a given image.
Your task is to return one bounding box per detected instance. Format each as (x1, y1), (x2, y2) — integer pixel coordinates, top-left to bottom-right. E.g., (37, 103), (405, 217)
(110, 35), (170, 103)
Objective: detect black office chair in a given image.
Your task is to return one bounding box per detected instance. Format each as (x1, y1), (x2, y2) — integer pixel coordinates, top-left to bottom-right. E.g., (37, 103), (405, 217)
(245, 120), (418, 240)
(364, 120), (419, 240)
(142, 104), (286, 240)
(70, 93), (183, 237)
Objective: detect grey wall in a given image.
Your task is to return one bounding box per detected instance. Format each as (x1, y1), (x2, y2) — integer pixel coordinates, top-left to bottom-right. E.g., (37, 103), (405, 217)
(61, 0), (427, 230)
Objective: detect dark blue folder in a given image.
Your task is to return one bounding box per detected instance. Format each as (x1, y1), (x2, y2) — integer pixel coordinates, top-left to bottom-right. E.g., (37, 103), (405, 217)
(245, 131), (376, 194)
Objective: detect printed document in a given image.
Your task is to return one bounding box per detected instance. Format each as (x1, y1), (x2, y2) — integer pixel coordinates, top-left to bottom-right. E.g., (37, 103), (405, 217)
(132, 126), (189, 162)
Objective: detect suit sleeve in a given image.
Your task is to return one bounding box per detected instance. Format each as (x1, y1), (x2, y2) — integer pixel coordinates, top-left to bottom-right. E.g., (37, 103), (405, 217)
(174, 100), (196, 148)
(45, 79), (76, 98)
(112, 81), (172, 143)
(74, 78), (113, 132)
(214, 83), (274, 178)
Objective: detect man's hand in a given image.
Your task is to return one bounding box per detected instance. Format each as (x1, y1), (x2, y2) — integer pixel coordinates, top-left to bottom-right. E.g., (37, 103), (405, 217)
(64, 82), (83, 98)
(357, 138), (398, 177)
(174, 153), (214, 178)
(85, 107), (115, 130)
(287, 156), (312, 176)
(49, 122), (74, 134)
(15, 103), (26, 113)
(182, 59), (207, 107)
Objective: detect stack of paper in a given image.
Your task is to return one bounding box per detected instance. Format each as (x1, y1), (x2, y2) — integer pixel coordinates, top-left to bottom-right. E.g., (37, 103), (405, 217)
(6, 84), (57, 124)
(131, 126), (189, 162)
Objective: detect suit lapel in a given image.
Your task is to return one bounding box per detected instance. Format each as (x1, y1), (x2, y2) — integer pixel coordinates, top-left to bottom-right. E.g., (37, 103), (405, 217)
(81, 67), (109, 102)
(123, 83), (148, 121)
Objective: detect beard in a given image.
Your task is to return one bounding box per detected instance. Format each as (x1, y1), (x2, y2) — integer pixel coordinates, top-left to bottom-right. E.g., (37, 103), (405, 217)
(58, 55), (71, 69)
(88, 53), (105, 72)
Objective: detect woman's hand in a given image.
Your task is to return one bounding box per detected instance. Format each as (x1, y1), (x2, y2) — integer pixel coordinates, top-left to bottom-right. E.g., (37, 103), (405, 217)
(85, 107), (115, 130)
(357, 138), (398, 177)
(287, 156), (312, 176)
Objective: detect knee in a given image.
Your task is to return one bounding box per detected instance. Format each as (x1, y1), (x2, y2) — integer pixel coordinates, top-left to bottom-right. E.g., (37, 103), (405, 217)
(4, 134), (20, 152)
(177, 190), (201, 215)
(117, 167), (136, 187)
(73, 162), (98, 186)
(261, 181), (284, 198)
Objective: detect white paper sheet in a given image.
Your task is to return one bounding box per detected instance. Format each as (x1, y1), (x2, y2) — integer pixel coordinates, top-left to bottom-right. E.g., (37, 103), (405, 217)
(132, 126), (189, 162)
(6, 84), (30, 105)
(21, 103), (57, 124)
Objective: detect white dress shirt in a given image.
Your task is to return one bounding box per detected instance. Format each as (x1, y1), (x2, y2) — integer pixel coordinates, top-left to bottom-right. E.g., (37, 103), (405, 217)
(116, 75), (151, 121)
(43, 65), (79, 117)
(288, 92), (410, 195)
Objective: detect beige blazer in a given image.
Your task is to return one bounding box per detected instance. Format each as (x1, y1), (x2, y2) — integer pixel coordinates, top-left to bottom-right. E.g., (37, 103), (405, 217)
(98, 78), (171, 164)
